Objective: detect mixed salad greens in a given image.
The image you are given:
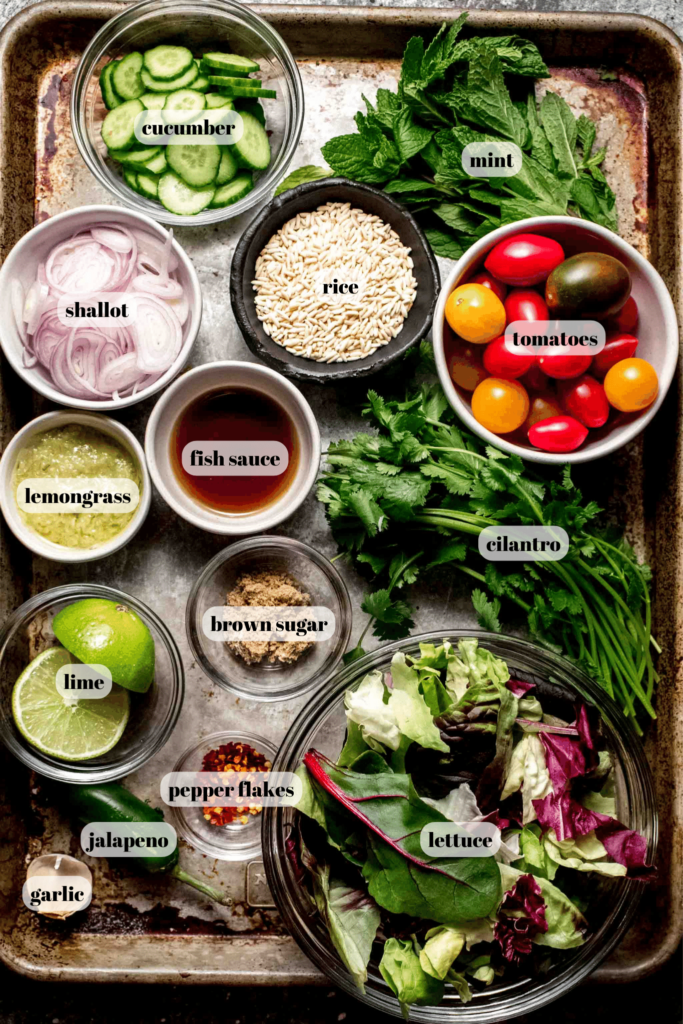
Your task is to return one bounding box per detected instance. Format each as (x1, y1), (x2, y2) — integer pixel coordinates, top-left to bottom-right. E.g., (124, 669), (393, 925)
(277, 13), (617, 252)
(291, 639), (650, 1014)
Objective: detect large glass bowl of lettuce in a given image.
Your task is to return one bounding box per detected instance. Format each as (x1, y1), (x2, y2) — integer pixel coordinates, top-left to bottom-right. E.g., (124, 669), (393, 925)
(262, 631), (656, 1021)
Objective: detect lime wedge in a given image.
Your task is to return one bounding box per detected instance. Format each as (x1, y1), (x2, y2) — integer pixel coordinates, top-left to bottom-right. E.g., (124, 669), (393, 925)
(12, 646), (130, 761)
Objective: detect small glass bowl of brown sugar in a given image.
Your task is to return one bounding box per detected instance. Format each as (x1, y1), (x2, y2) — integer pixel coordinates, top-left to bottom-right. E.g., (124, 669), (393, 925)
(186, 536), (352, 701)
(168, 730), (279, 862)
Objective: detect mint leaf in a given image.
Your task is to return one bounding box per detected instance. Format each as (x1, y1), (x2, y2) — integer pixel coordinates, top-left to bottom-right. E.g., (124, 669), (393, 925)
(393, 108), (434, 163)
(570, 174), (618, 231)
(576, 114), (596, 157)
(384, 178), (439, 195)
(540, 91), (578, 178)
(424, 227), (466, 259)
(432, 202), (481, 233)
(322, 134), (394, 185)
(274, 165), (329, 196)
(466, 47), (528, 147)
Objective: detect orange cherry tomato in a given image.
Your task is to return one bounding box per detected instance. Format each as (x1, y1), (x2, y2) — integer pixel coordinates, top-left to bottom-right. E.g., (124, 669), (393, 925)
(603, 358), (659, 412)
(445, 283), (506, 345)
(522, 394), (563, 433)
(448, 342), (489, 392)
(471, 378), (530, 434)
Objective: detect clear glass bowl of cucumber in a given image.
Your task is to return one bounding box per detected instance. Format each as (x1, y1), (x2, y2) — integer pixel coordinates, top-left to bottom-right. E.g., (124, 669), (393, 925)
(71, 0), (304, 225)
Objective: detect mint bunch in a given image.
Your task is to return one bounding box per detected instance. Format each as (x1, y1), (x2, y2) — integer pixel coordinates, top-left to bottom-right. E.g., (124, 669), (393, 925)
(279, 14), (617, 254)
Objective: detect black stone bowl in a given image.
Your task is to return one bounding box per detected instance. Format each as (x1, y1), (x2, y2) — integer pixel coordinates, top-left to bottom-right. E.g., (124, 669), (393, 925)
(230, 178), (440, 382)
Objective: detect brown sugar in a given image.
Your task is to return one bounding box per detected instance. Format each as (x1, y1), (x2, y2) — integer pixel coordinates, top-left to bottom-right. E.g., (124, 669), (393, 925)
(226, 570), (313, 665)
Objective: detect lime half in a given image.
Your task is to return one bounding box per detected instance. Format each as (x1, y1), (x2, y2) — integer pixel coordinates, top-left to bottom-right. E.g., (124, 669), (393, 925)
(12, 646), (130, 761)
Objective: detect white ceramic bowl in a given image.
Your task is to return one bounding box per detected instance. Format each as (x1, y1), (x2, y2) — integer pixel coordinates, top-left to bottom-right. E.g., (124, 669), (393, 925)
(0, 205), (202, 411)
(0, 411), (151, 562)
(145, 361), (321, 535)
(433, 216), (679, 464)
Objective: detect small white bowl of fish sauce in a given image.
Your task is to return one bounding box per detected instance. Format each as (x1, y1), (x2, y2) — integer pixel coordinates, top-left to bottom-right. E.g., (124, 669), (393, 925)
(144, 360), (321, 535)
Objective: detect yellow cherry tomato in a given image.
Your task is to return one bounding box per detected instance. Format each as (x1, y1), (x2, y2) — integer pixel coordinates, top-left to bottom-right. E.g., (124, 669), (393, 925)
(445, 283), (506, 344)
(604, 358), (658, 412)
(471, 378), (530, 434)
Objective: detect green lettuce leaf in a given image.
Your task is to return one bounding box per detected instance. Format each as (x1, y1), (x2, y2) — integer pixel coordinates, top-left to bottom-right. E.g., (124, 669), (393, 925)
(380, 938), (445, 1012)
(499, 864), (586, 949)
(310, 860), (381, 990)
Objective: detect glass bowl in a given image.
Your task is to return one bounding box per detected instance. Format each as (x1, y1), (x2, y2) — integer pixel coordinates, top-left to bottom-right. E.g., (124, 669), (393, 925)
(168, 729), (278, 861)
(70, 0), (304, 227)
(0, 584), (184, 783)
(186, 536), (353, 702)
(262, 630), (658, 1022)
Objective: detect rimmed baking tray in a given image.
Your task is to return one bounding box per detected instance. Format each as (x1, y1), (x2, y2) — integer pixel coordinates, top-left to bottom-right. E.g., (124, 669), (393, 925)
(0, 0), (681, 986)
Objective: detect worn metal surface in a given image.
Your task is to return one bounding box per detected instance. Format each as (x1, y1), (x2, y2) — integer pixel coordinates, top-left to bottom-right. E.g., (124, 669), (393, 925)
(0, 0), (681, 989)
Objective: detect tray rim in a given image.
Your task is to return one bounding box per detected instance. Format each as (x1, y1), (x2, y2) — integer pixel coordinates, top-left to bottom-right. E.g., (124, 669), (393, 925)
(0, 0), (681, 989)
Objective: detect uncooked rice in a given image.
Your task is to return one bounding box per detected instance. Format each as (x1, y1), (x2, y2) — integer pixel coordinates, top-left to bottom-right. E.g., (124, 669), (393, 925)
(251, 201), (418, 363)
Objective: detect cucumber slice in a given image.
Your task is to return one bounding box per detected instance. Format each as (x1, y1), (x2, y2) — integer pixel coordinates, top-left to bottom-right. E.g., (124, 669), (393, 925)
(143, 45), (193, 81)
(235, 97), (265, 126)
(234, 111), (270, 171)
(167, 142), (221, 187)
(101, 99), (144, 151)
(137, 172), (160, 199)
(192, 74), (210, 92)
(200, 59), (248, 79)
(100, 61), (122, 110)
(158, 172), (215, 215)
(209, 173), (253, 208)
(112, 53), (144, 101)
(141, 64), (199, 92)
(163, 88), (206, 120)
(207, 75), (262, 89)
(201, 52), (260, 74)
(220, 85), (276, 100)
(109, 146), (162, 166)
(144, 151), (168, 174)
(123, 169), (139, 191)
(205, 93), (233, 109)
(216, 147), (239, 185)
(140, 92), (167, 110)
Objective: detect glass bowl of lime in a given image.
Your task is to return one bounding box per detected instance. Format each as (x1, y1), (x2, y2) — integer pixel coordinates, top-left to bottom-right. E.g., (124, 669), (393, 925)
(0, 583), (184, 782)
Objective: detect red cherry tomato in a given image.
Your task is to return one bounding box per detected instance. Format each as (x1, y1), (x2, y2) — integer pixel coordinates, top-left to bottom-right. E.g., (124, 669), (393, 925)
(528, 416), (589, 453)
(504, 288), (549, 324)
(609, 295), (638, 332)
(448, 342), (488, 392)
(470, 272), (507, 304)
(537, 353), (593, 379)
(522, 394), (563, 433)
(558, 374), (609, 428)
(519, 362), (549, 392)
(592, 332), (639, 379)
(482, 335), (534, 380)
(484, 234), (565, 287)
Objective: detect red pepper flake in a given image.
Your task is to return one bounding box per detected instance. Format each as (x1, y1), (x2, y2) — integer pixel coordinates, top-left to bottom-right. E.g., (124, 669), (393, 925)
(201, 742), (272, 827)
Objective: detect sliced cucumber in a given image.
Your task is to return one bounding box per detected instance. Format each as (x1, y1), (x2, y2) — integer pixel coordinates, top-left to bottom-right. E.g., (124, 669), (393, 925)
(140, 92), (167, 110)
(209, 174), (253, 208)
(235, 97), (265, 126)
(219, 85), (276, 100)
(158, 172), (215, 215)
(112, 52), (144, 101)
(101, 99), (144, 151)
(141, 63), (198, 92)
(207, 75), (262, 89)
(167, 142), (221, 187)
(143, 45), (193, 81)
(201, 52), (260, 74)
(100, 61), (122, 110)
(137, 172), (160, 199)
(192, 74), (210, 92)
(205, 93), (233, 109)
(234, 110), (270, 171)
(123, 169), (139, 191)
(109, 145), (162, 166)
(163, 88), (206, 119)
(144, 151), (168, 174)
(216, 147), (239, 185)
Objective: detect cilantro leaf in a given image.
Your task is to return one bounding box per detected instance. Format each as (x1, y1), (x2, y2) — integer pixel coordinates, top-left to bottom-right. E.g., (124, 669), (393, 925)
(471, 589), (502, 632)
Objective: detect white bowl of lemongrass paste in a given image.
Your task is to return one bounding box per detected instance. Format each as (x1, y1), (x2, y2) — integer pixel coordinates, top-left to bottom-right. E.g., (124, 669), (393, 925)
(0, 205), (201, 410)
(0, 411), (151, 563)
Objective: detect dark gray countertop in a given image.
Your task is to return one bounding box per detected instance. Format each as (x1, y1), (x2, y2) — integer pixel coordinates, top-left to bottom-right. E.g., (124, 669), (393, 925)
(0, 0), (681, 1020)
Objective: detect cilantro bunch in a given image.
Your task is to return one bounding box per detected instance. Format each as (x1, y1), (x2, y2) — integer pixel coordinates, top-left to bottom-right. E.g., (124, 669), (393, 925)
(277, 14), (617, 254)
(317, 373), (657, 730)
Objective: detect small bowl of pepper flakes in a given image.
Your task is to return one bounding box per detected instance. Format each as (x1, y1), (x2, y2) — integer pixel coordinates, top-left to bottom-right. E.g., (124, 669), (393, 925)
(168, 730), (278, 862)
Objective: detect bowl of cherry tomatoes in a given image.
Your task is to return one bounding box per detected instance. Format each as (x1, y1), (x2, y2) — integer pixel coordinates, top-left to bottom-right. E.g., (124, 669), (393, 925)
(432, 216), (678, 463)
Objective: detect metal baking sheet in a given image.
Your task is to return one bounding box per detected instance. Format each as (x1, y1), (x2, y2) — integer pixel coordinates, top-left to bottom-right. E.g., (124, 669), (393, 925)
(0, 0), (681, 986)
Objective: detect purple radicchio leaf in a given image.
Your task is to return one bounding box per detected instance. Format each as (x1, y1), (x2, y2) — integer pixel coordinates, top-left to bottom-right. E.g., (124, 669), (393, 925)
(494, 873), (547, 964)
